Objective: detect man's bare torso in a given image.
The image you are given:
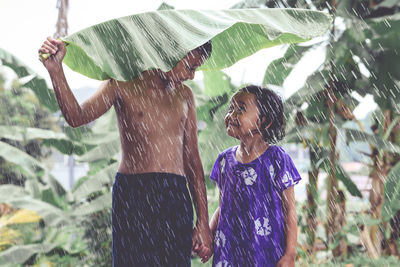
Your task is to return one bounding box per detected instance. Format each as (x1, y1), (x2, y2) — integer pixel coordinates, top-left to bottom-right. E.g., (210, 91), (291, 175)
(113, 74), (190, 176)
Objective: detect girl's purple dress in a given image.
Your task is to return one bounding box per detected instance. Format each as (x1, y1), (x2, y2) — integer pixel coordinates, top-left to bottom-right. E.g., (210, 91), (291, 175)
(210, 145), (301, 267)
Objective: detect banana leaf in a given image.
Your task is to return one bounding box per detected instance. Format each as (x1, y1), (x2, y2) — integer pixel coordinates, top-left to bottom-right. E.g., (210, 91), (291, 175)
(0, 48), (58, 112)
(72, 162), (118, 200)
(0, 141), (45, 178)
(0, 125), (86, 155)
(383, 161), (400, 221)
(0, 243), (57, 265)
(60, 8), (332, 81)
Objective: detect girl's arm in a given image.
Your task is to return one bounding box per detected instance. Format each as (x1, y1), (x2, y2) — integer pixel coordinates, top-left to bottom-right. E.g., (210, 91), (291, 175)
(277, 186), (297, 267)
(209, 192), (221, 239)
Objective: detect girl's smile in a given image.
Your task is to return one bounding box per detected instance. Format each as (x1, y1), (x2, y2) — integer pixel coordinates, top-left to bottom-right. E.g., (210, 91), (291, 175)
(225, 92), (261, 139)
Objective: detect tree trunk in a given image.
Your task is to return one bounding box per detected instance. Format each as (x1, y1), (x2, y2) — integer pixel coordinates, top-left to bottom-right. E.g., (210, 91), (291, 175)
(326, 59), (340, 250)
(369, 110), (391, 256)
(332, 190), (347, 257)
(325, 0), (342, 251)
(54, 0), (69, 39)
(368, 150), (384, 256)
(305, 148), (319, 256)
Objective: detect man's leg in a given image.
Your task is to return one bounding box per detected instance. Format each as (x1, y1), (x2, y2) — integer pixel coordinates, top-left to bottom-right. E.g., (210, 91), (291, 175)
(159, 174), (193, 266)
(112, 172), (193, 267)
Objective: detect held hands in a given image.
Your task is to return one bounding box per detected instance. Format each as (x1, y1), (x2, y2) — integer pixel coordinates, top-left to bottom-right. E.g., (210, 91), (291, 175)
(192, 222), (213, 263)
(38, 37), (66, 70)
(276, 253), (296, 267)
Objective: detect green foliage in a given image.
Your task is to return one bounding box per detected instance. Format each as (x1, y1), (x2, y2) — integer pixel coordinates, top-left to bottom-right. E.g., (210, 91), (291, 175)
(318, 159), (362, 198)
(263, 44), (310, 86)
(61, 9), (331, 81)
(203, 70), (232, 97)
(81, 209), (112, 267)
(382, 161), (400, 221)
(0, 48), (58, 112)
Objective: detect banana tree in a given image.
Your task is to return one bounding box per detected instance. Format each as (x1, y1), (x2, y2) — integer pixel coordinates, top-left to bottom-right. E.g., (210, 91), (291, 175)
(0, 184), (87, 265)
(261, 0), (400, 257)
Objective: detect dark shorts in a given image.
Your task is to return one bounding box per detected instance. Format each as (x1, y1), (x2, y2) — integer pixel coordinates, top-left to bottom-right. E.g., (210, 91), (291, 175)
(112, 172), (193, 267)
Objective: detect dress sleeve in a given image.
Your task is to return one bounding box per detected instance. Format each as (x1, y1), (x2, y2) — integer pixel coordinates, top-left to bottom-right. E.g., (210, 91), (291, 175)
(210, 153), (227, 189)
(210, 153), (221, 183)
(271, 150), (302, 192)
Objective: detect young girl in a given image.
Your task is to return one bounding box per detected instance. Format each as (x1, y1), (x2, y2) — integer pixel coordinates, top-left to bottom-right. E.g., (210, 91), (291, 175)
(209, 85), (301, 267)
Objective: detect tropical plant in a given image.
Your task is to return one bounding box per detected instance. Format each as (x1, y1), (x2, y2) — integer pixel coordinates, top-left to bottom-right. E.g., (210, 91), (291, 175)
(258, 0), (400, 258)
(40, 8), (332, 81)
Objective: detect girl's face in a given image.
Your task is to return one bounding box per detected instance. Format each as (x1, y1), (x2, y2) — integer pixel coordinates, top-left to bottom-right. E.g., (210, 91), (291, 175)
(225, 92), (261, 139)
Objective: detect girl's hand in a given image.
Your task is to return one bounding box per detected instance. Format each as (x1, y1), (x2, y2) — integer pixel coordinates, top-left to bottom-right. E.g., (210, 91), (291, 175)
(276, 254), (296, 267)
(192, 223), (213, 263)
(38, 37), (66, 71)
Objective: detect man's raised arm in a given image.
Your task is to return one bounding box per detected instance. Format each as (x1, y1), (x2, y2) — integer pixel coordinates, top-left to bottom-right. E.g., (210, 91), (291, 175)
(39, 37), (118, 128)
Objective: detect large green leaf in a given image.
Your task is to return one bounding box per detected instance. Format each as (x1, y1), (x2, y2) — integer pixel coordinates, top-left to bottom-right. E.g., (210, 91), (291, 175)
(383, 161), (400, 221)
(284, 69), (329, 111)
(73, 162), (118, 200)
(0, 140), (68, 197)
(0, 48), (58, 112)
(0, 226), (85, 265)
(76, 135), (121, 162)
(263, 44), (310, 86)
(344, 128), (400, 154)
(0, 125), (86, 155)
(70, 192), (112, 217)
(0, 192), (68, 227)
(0, 243), (57, 265)
(203, 70), (232, 97)
(319, 159), (363, 198)
(0, 141), (45, 178)
(60, 8), (332, 81)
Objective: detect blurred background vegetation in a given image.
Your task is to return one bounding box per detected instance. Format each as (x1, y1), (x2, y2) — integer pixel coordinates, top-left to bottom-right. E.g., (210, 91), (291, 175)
(1, 0), (400, 266)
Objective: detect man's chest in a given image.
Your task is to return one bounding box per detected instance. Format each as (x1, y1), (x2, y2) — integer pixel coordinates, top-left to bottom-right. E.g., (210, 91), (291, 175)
(117, 91), (189, 133)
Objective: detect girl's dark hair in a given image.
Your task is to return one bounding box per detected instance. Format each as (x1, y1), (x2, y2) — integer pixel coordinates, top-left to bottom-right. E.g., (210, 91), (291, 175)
(238, 85), (286, 144)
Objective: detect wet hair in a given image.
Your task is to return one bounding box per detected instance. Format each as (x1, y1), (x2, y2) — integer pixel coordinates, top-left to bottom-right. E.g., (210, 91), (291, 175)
(191, 40), (212, 61)
(237, 85), (285, 144)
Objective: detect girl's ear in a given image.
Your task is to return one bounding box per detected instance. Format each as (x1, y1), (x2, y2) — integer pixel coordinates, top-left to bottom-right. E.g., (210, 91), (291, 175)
(260, 116), (272, 130)
(259, 116), (267, 126)
(265, 120), (273, 130)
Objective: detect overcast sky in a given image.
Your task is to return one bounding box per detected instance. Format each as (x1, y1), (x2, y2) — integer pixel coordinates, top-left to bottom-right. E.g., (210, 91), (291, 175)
(0, 0), (375, 118)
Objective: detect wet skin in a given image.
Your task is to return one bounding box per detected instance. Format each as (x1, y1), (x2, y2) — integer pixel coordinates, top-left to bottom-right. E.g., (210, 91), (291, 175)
(39, 37), (212, 261)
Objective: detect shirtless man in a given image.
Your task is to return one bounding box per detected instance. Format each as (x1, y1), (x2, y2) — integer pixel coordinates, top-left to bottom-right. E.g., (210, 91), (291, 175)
(39, 37), (213, 266)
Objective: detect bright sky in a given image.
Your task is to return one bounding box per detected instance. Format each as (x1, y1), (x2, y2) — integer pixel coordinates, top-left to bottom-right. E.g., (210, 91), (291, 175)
(0, 0), (375, 118)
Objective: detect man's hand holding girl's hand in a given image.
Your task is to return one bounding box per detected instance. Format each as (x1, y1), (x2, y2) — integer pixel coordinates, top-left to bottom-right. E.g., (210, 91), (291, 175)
(276, 253), (296, 267)
(192, 222), (213, 263)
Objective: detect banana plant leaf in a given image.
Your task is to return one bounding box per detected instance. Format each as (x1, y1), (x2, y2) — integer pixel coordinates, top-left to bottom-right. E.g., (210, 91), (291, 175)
(263, 44), (310, 86)
(383, 161), (400, 221)
(0, 48), (58, 112)
(60, 8), (332, 81)
(0, 243), (57, 265)
(0, 125), (87, 156)
(72, 162), (118, 200)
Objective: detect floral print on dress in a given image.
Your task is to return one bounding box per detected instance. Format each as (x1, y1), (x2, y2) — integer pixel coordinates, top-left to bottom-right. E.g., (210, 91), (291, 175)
(233, 164), (258, 186)
(215, 230), (226, 248)
(220, 157), (226, 175)
(282, 171), (294, 188)
(215, 260), (232, 267)
(254, 217), (272, 237)
(269, 164), (275, 178)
